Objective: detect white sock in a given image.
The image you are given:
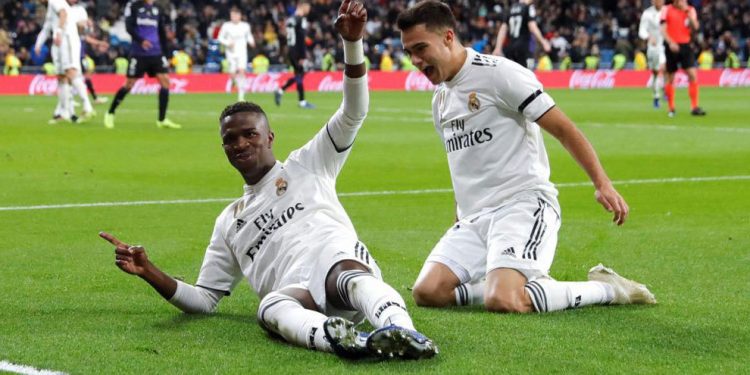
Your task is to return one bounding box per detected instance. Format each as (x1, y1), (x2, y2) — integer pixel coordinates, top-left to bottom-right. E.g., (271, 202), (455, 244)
(337, 270), (414, 330)
(455, 281), (485, 306)
(652, 73), (661, 99)
(236, 74), (246, 101)
(56, 82), (65, 117)
(526, 278), (614, 313)
(257, 292), (333, 352)
(73, 76), (93, 113)
(60, 82), (73, 117)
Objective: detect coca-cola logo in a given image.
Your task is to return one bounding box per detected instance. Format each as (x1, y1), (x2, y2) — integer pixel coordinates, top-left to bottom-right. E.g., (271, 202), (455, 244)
(405, 71), (434, 91)
(130, 78), (189, 94)
(28, 75), (58, 96)
(671, 71), (689, 88)
(226, 73), (281, 93)
(317, 75), (344, 92)
(568, 70), (616, 89)
(719, 69), (750, 87)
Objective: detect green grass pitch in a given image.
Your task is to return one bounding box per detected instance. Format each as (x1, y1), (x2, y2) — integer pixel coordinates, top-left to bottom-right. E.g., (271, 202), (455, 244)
(0, 87), (748, 373)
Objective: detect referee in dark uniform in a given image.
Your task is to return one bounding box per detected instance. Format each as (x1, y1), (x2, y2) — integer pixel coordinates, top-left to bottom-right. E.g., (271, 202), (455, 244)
(492, 0), (550, 69)
(274, 2), (315, 109)
(104, 0), (181, 129)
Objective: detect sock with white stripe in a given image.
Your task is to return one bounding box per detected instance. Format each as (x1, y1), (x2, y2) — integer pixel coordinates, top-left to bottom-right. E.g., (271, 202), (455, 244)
(652, 73), (661, 99)
(337, 270), (414, 330)
(525, 278), (614, 313)
(454, 281), (485, 306)
(256, 292), (333, 352)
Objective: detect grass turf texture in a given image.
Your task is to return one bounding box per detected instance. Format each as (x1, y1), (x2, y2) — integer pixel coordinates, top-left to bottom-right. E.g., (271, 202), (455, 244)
(0, 87), (748, 373)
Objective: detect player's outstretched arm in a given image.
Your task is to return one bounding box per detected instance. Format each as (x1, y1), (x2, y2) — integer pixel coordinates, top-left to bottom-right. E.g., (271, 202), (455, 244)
(100, 231), (223, 313)
(326, 0), (368, 144)
(493, 23), (507, 56)
(99, 231), (178, 299)
(536, 108), (629, 225)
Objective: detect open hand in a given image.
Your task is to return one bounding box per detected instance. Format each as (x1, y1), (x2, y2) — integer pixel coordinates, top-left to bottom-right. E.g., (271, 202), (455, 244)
(335, 0), (367, 41)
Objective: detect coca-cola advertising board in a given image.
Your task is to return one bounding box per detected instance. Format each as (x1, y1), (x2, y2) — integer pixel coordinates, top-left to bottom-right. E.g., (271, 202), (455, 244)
(1, 69), (747, 96)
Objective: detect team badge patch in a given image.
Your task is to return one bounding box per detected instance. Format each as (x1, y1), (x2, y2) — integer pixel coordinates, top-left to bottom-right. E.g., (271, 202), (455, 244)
(468, 92), (480, 112)
(275, 178), (288, 196)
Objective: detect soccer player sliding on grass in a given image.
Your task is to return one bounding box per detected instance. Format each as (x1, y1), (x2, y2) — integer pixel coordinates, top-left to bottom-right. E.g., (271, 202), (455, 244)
(398, 1), (656, 314)
(100, 0), (436, 360)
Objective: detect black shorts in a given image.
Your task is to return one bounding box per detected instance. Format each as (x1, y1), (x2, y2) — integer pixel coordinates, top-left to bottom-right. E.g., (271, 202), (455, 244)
(504, 44), (530, 68)
(127, 55), (169, 78)
(665, 43), (696, 73)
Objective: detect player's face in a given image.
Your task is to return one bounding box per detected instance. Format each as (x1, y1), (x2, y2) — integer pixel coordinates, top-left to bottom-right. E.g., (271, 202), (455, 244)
(401, 24), (457, 84)
(653, 0), (664, 7)
(673, 0), (687, 9)
(230, 10), (241, 22)
(221, 112), (276, 180)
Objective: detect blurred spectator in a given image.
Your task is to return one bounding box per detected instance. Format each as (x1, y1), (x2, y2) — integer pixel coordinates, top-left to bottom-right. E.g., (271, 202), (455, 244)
(4, 47), (22, 75)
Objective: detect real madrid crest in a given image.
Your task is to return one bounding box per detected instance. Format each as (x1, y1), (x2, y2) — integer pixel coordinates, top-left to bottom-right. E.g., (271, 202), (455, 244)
(275, 177), (288, 196)
(468, 92), (480, 112)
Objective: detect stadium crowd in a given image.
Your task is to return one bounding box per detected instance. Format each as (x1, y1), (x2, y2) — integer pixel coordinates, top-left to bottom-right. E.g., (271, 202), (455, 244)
(1, 0), (749, 74)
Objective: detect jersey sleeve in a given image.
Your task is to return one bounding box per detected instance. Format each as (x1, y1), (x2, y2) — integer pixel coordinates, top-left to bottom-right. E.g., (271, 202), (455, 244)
(494, 60), (555, 122)
(195, 211), (243, 295)
(638, 11), (649, 40)
(217, 23), (230, 46)
(246, 24), (255, 47)
(431, 87), (446, 142)
(287, 74), (368, 179)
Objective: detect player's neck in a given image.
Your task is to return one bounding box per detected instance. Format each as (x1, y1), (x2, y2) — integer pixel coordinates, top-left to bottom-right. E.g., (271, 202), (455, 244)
(446, 46), (468, 82)
(242, 161), (277, 186)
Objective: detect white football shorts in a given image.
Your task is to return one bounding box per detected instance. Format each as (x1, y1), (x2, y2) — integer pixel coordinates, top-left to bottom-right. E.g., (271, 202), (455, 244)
(226, 53), (248, 73)
(296, 239), (382, 323)
(647, 45), (666, 71)
(425, 191), (561, 282)
(51, 34), (82, 74)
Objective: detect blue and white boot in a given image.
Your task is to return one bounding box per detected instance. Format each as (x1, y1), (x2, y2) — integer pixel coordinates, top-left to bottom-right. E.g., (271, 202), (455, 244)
(366, 325), (438, 360)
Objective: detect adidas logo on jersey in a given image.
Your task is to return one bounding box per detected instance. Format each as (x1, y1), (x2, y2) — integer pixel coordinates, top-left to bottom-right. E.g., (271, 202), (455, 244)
(501, 247), (516, 257)
(236, 219), (246, 231)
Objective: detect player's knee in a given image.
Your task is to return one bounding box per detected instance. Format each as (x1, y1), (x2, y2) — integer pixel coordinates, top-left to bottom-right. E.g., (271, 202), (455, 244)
(412, 282), (452, 307)
(485, 292), (533, 314)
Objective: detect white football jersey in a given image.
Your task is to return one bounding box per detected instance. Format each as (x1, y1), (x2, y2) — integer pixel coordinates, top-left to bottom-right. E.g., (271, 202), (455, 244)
(195, 120), (360, 299)
(69, 5), (88, 28)
(432, 48), (558, 220)
(218, 21), (254, 57)
(44, 0), (78, 37)
(638, 6), (664, 46)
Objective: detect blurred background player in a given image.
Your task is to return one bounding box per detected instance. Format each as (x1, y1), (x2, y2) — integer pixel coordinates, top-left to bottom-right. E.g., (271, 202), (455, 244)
(275, 2), (315, 109)
(638, 0), (665, 109)
(661, 0), (706, 117)
(492, 0), (550, 69)
(35, 0), (81, 124)
(218, 7), (256, 102)
(69, 0), (108, 106)
(104, 0), (181, 129)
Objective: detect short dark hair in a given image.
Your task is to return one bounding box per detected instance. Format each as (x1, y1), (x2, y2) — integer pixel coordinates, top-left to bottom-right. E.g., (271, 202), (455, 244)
(396, 0), (456, 33)
(219, 101), (267, 124)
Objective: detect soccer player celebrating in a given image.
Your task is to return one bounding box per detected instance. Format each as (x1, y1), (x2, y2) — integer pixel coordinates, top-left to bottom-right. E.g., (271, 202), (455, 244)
(100, 0), (436, 360)
(638, 0), (666, 109)
(104, 0), (181, 129)
(492, 0), (550, 69)
(274, 2), (315, 109)
(218, 7), (256, 102)
(35, 0), (81, 124)
(398, 1), (655, 314)
(661, 0), (706, 117)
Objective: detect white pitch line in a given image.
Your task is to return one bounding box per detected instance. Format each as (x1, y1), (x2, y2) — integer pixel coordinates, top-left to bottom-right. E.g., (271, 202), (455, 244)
(582, 122), (750, 134)
(0, 361), (66, 375)
(0, 175), (748, 212)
